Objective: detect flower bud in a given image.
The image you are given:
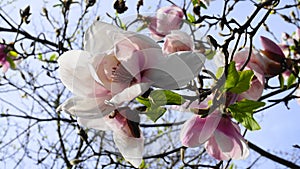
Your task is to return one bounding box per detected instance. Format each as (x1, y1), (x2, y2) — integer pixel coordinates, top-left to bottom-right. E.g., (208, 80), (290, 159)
(260, 36), (286, 76)
(162, 31), (193, 54)
(148, 5), (184, 39)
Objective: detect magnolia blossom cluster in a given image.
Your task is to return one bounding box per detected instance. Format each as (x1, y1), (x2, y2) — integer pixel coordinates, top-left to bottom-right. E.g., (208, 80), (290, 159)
(57, 4), (295, 167)
(180, 35), (292, 160)
(57, 15), (205, 166)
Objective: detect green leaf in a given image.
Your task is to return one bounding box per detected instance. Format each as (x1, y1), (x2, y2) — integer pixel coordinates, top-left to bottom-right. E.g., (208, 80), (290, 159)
(228, 163), (235, 169)
(205, 49), (216, 60)
(149, 90), (185, 108)
(224, 61), (239, 90)
(287, 73), (296, 88)
(199, 1), (207, 9)
(232, 111), (261, 131)
(187, 13), (196, 23)
(146, 107), (166, 122)
(136, 90), (184, 122)
(216, 67), (224, 79)
(8, 51), (18, 57)
(278, 74), (284, 89)
(139, 160), (146, 168)
(37, 53), (43, 60)
(49, 54), (57, 61)
(224, 61), (254, 94)
(227, 99), (265, 131)
(228, 99), (265, 112)
(136, 96), (151, 107)
(191, 0), (198, 6)
(6, 57), (16, 69)
(229, 70), (254, 93)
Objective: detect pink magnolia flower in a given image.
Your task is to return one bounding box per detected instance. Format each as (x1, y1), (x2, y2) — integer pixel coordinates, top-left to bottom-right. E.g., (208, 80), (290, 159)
(58, 21), (205, 107)
(180, 112), (249, 160)
(148, 5), (184, 39)
(162, 31), (194, 55)
(78, 108), (144, 167)
(259, 36), (286, 76)
(57, 21), (205, 167)
(233, 50), (265, 101)
(0, 44), (10, 73)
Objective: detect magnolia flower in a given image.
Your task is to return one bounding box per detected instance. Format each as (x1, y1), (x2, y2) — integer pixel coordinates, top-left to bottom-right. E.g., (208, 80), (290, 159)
(58, 21), (205, 167)
(58, 21), (205, 107)
(78, 108), (144, 168)
(148, 5), (184, 39)
(162, 31), (194, 55)
(259, 36), (286, 76)
(233, 50), (265, 101)
(0, 44), (10, 73)
(214, 49), (264, 101)
(180, 112), (249, 160)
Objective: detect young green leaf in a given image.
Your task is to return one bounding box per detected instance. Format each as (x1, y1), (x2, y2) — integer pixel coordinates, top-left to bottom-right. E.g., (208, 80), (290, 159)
(227, 99), (265, 131)
(37, 53), (43, 60)
(136, 90), (184, 122)
(146, 107), (166, 122)
(49, 54), (57, 61)
(278, 74), (284, 89)
(224, 61), (239, 90)
(136, 96), (151, 108)
(8, 51), (18, 57)
(224, 61), (254, 94)
(229, 70), (254, 94)
(287, 73), (296, 88)
(216, 66), (224, 79)
(149, 90), (185, 107)
(187, 13), (196, 23)
(205, 49), (216, 60)
(199, 1), (207, 9)
(6, 57), (16, 69)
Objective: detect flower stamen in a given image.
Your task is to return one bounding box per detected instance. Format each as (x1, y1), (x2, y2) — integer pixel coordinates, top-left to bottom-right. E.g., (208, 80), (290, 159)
(111, 63), (137, 85)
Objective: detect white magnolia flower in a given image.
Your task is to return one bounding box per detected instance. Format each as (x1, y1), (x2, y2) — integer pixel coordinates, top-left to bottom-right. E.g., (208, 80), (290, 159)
(57, 21), (205, 167)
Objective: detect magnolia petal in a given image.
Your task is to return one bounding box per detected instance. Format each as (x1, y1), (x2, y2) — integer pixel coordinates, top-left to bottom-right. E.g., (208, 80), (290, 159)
(77, 117), (110, 131)
(180, 115), (207, 147)
(205, 136), (229, 160)
(108, 83), (151, 106)
(57, 96), (114, 118)
(145, 51), (205, 89)
(240, 78), (264, 101)
(260, 36), (285, 60)
(180, 112), (221, 148)
(214, 130), (235, 154)
(58, 50), (109, 97)
(113, 32), (161, 81)
(1, 61), (10, 73)
(84, 21), (122, 54)
(237, 138), (250, 160)
(113, 131), (144, 168)
(163, 30), (194, 55)
(208, 117), (250, 160)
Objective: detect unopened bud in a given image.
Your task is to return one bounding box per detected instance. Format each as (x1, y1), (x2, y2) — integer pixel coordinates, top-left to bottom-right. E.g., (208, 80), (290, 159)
(42, 8), (48, 17)
(70, 159), (83, 165)
(113, 0), (128, 14)
(85, 0), (96, 7)
(20, 5), (31, 24)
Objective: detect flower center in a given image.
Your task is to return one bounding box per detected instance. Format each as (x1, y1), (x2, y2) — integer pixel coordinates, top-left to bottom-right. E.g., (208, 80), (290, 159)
(111, 62), (137, 86)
